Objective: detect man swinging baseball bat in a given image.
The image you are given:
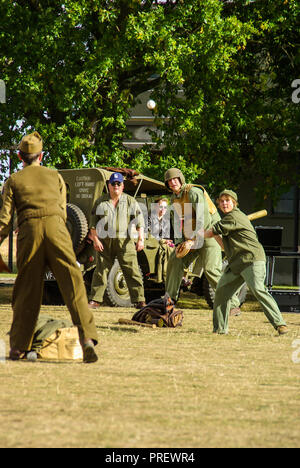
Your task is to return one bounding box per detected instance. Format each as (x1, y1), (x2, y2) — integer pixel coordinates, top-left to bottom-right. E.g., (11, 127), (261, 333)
(203, 189), (287, 336)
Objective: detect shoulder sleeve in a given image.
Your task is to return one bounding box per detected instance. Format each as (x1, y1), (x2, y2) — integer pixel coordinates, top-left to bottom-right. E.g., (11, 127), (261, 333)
(188, 187), (205, 204)
(89, 196), (105, 229)
(132, 197), (145, 229)
(187, 187), (205, 215)
(187, 186), (213, 230)
(57, 173), (67, 220)
(212, 212), (237, 237)
(211, 210), (221, 224)
(0, 178), (15, 239)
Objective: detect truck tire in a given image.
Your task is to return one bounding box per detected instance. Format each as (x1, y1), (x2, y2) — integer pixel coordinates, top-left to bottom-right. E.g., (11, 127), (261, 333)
(43, 280), (64, 305)
(66, 203), (88, 254)
(105, 259), (143, 308)
(42, 204), (88, 305)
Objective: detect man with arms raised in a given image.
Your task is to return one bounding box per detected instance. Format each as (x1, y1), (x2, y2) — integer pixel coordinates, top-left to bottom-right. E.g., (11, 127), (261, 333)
(0, 132), (98, 362)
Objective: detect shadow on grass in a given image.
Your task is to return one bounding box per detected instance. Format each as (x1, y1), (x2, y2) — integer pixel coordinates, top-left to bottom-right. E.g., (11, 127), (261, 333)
(5, 358), (84, 365)
(0, 285), (13, 305)
(97, 324), (139, 333)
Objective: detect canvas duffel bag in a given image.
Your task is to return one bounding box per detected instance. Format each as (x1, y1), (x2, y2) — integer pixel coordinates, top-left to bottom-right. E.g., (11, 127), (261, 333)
(31, 315), (83, 361)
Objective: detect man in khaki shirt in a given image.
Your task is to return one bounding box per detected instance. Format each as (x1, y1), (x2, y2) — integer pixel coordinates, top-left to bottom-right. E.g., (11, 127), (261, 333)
(204, 189), (287, 336)
(88, 172), (146, 308)
(0, 132), (98, 362)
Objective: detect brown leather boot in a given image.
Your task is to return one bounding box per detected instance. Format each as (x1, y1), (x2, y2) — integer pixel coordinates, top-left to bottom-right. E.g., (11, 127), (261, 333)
(277, 325), (288, 335)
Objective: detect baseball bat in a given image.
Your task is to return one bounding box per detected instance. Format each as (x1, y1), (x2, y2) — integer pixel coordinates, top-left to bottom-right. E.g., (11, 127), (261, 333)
(247, 209), (268, 221)
(0, 254), (11, 273)
(118, 318), (157, 329)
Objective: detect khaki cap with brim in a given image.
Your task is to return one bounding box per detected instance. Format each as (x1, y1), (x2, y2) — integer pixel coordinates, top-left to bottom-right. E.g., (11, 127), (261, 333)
(218, 189), (238, 202)
(18, 131), (43, 154)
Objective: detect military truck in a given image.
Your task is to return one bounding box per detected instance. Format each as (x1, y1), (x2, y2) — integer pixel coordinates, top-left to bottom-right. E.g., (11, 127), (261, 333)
(43, 167), (173, 306)
(42, 167), (247, 308)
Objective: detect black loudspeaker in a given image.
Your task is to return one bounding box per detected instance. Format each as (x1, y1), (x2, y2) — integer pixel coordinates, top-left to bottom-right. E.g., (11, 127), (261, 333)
(269, 289), (300, 313)
(255, 226), (283, 253)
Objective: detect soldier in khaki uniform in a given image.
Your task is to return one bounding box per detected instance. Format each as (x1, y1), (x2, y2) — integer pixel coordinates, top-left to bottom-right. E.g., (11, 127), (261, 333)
(164, 168), (241, 315)
(0, 132), (98, 362)
(204, 189), (288, 335)
(88, 172), (146, 309)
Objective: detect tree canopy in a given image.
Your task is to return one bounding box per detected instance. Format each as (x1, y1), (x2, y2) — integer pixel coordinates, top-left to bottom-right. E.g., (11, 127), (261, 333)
(0, 0), (299, 202)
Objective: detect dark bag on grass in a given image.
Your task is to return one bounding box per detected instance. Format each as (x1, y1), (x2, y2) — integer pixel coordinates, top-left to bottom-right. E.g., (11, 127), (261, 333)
(132, 294), (184, 328)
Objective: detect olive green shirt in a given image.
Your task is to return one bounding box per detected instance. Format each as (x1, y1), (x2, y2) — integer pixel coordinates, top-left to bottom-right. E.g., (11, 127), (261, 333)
(0, 165), (67, 239)
(171, 184), (216, 244)
(90, 192), (145, 240)
(212, 207), (266, 274)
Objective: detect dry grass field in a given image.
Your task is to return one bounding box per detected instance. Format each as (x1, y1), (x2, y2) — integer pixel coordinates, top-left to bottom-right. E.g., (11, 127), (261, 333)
(0, 277), (300, 449)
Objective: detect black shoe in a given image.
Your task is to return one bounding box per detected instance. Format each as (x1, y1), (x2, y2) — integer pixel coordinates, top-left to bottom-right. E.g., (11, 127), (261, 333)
(83, 340), (98, 364)
(9, 349), (25, 361)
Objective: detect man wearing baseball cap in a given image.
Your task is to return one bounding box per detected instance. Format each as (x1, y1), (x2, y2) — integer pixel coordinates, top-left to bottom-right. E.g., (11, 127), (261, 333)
(87, 172), (146, 309)
(204, 189), (288, 335)
(0, 131), (98, 362)
(108, 172), (124, 184)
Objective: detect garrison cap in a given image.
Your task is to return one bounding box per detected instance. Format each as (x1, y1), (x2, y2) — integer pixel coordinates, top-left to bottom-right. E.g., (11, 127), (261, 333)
(18, 131), (43, 154)
(218, 189), (238, 202)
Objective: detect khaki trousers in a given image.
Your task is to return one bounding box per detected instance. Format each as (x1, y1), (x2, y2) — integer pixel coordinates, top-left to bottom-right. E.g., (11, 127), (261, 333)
(156, 241), (174, 283)
(213, 261), (286, 334)
(166, 237), (240, 309)
(10, 216), (98, 351)
(89, 237), (145, 304)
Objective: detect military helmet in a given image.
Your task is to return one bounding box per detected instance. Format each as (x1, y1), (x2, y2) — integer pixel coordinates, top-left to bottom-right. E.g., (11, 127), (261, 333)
(164, 168), (185, 190)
